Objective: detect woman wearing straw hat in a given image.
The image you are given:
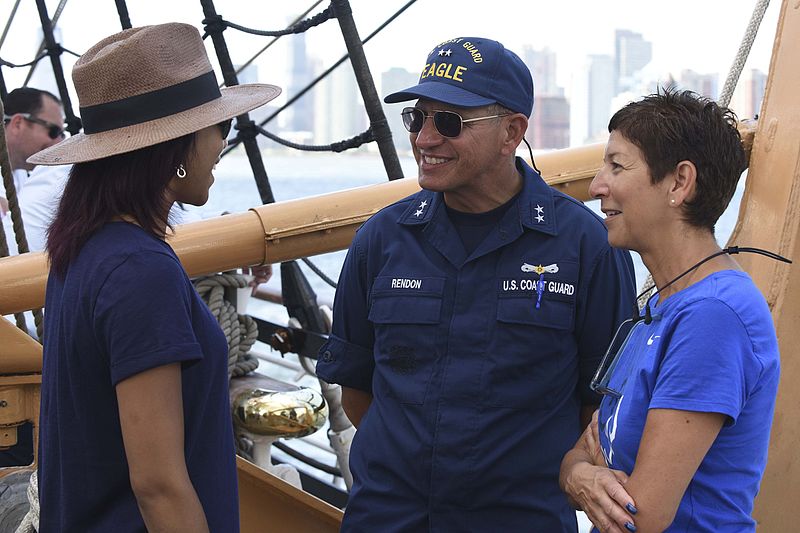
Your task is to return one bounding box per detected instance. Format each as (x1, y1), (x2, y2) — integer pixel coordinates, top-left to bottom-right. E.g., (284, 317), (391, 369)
(28, 23), (280, 531)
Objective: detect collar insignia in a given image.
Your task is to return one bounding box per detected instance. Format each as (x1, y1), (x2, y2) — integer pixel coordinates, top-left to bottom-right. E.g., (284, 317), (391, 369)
(534, 204), (545, 223)
(414, 200), (428, 218)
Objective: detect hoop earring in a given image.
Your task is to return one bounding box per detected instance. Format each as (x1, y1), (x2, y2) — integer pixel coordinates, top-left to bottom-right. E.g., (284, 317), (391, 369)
(176, 164), (187, 179)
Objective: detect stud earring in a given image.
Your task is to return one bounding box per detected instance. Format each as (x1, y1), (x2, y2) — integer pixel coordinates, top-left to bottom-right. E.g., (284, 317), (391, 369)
(176, 164), (186, 179)
(670, 198), (675, 204)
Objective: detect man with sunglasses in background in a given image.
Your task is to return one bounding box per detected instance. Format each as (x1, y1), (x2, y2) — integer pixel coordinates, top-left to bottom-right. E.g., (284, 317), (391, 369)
(2, 87), (65, 216)
(317, 37), (636, 532)
(0, 87), (64, 468)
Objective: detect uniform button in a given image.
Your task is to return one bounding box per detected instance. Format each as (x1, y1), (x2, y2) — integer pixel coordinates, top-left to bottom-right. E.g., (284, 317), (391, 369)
(322, 350), (333, 362)
(499, 230), (508, 240)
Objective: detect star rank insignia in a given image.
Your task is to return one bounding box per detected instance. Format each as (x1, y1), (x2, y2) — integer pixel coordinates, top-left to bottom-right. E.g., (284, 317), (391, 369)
(413, 200), (427, 218)
(534, 204), (545, 223)
(438, 49), (452, 57)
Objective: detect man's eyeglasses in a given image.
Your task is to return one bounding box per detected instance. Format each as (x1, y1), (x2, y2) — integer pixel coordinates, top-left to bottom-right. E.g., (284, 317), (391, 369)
(590, 317), (645, 399)
(5, 113), (66, 140)
(218, 119), (233, 139)
(401, 107), (510, 138)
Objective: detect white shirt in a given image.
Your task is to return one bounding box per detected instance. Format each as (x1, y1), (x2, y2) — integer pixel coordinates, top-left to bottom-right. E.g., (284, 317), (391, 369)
(2, 165), (208, 255)
(2, 165), (70, 254)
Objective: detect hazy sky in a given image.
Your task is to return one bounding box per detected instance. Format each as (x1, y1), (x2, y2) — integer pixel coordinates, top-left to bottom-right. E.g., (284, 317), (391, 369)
(1, 0), (782, 117)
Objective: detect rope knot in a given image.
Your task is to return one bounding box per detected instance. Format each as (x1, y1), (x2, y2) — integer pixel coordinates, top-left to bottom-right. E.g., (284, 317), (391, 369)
(234, 119), (259, 141)
(202, 15), (228, 37)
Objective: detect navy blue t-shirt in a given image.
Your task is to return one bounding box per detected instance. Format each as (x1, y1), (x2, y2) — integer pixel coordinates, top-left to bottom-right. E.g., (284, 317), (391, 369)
(39, 222), (238, 532)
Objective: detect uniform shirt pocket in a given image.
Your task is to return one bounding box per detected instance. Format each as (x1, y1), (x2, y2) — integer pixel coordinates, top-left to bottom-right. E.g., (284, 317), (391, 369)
(489, 264), (578, 411)
(368, 276), (445, 404)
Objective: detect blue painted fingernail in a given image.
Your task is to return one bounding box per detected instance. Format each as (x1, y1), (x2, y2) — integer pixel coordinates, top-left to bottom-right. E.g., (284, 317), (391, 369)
(625, 522), (637, 532)
(626, 502), (638, 515)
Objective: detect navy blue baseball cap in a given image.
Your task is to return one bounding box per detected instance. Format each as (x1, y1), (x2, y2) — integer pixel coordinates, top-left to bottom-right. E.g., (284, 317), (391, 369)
(384, 37), (534, 117)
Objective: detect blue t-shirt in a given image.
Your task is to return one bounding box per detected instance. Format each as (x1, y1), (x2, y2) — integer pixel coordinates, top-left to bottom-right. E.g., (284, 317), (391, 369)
(317, 159), (636, 532)
(39, 222), (238, 532)
(598, 270), (780, 532)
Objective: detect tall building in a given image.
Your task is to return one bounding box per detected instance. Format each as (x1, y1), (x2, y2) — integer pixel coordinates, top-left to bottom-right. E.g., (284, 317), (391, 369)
(286, 32), (314, 134)
(381, 67), (419, 153)
(729, 68), (767, 119)
(527, 95), (570, 150)
(587, 54), (615, 142)
(520, 46), (569, 149)
(314, 62), (366, 145)
(615, 30), (652, 92)
(522, 46), (558, 97)
(679, 69), (719, 99)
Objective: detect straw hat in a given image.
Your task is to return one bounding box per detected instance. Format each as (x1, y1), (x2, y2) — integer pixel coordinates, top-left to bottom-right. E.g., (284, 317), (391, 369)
(28, 22), (281, 165)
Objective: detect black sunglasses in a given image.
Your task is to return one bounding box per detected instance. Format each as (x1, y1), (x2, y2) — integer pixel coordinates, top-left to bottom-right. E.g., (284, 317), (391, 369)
(218, 119), (233, 139)
(14, 113), (65, 140)
(401, 107), (510, 138)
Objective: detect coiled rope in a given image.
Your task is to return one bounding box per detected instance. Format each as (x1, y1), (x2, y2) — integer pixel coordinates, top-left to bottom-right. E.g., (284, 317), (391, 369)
(193, 273), (260, 379)
(14, 471), (38, 533)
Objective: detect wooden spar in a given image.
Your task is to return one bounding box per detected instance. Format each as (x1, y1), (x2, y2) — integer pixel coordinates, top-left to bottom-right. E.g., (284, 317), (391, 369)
(729, 1), (799, 529)
(0, 143), (609, 322)
(0, 129), (764, 323)
(0, 127), (757, 372)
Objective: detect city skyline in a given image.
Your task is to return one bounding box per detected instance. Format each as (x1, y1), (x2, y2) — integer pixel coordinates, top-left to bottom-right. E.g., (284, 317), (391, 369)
(1, 0), (778, 150)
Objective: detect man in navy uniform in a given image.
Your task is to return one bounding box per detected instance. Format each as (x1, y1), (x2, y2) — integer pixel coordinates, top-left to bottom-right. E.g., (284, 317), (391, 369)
(317, 36), (636, 532)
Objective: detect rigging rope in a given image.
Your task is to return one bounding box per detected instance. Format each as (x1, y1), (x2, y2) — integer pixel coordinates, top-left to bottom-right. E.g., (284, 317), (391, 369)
(0, 0), (22, 52)
(202, 6), (334, 39)
(0, 98), (44, 338)
(257, 125), (374, 153)
(718, 0), (771, 109)
(14, 471), (38, 533)
(23, 0), (69, 88)
(302, 257), (337, 288)
(229, 0), (325, 84)
(637, 0), (771, 310)
(193, 273), (260, 379)
(0, 53), (48, 69)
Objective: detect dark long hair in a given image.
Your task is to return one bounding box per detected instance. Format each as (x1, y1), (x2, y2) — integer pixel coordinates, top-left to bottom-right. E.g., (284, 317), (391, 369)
(47, 133), (196, 276)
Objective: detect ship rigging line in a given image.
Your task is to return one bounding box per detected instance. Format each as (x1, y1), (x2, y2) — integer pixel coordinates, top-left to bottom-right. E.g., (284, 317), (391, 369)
(718, 0), (771, 108)
(222, 0), (419, 157)
(201, 6), (334, 39)
(637, 0), (772, 310)
(229, 0), (325, 84)
(0, 0), (22, 52)
(23, 0), (69, 88)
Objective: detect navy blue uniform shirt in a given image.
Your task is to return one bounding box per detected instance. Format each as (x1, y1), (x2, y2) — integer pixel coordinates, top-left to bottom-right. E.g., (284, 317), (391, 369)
(317, 159), (636, 532)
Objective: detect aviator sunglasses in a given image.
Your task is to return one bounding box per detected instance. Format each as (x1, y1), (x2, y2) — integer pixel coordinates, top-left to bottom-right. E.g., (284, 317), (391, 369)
(4, 113), (65, 140)
(401, 107), (509, 138)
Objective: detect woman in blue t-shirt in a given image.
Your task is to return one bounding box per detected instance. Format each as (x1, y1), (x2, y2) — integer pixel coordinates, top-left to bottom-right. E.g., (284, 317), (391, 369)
(559, 88), (781, 533)
(28, 23), (279, 531)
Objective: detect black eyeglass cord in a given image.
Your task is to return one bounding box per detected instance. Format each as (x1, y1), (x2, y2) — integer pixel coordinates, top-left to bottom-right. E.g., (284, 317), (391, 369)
(522, 137), (541, 174)
(636, 246), (792, 324)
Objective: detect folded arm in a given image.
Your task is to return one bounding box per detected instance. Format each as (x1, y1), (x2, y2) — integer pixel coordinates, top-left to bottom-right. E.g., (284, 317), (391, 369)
(561, 408), (725, 533)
